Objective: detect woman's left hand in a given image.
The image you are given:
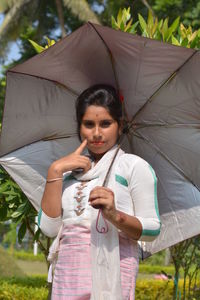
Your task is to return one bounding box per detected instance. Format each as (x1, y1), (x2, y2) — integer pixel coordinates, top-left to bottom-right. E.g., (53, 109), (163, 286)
(89, 186), (117, 222)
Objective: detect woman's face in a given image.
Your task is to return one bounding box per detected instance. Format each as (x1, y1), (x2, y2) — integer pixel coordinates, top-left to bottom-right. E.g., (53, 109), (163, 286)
(80, 105), (121, 158)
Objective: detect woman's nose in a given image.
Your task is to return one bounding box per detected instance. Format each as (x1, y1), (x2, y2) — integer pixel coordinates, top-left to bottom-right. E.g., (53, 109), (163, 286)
(93, 126), (101, 137)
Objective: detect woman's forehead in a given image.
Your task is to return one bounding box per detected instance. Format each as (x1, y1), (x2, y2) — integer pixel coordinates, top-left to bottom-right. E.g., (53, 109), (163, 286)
(82, 105), (113, 120)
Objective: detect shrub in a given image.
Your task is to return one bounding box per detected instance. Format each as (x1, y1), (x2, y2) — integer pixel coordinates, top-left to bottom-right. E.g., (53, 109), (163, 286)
(0, 282), (48, 300)
(0, 276), (48, 300)
(9, 249), (45, 262)
(135, 279), (200, 300)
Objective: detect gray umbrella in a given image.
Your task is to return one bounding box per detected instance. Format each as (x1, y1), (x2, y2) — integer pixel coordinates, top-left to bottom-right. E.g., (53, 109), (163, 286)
(0, 22), (200, 256)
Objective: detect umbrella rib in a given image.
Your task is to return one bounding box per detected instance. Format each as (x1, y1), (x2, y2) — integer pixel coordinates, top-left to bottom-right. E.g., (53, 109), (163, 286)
(130, 50), (197, 123)
(88, 22), (133, 152)
(0, 134), (78, 157)
(8, 70), (79, 97)
(132, 123), (200, 129)
(42, 133), (77, 141)
(132, 131), (200, 192)
(88, 22), (120, 91)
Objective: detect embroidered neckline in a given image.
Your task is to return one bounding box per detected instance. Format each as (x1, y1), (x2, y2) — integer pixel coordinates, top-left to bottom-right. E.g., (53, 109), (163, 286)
(74, 181), (88, 216)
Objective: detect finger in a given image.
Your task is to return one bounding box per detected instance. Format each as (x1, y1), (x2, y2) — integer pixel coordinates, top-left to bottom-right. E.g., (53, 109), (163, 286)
(72, 157), (91, 172)
(89, 192), (113, 203)
(89, 198), (108, 209)
(90, 187), (114, 197)
(74, 139), (87, 155)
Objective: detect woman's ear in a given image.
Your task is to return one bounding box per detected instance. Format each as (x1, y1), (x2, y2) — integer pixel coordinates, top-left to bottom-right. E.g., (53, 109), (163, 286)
(118, 119), (123, 136)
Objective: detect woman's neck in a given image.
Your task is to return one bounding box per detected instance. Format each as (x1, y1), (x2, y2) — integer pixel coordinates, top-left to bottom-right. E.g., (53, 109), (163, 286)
(89, 151), (105, 165)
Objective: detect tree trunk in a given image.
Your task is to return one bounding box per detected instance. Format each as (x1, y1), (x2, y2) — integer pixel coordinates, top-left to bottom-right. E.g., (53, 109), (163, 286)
(55, 0), (67, 37)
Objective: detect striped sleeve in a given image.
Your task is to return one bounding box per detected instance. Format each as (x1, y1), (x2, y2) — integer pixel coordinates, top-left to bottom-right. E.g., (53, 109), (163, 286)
(129, 158), (161, 242)
(38, 208), (62, 238)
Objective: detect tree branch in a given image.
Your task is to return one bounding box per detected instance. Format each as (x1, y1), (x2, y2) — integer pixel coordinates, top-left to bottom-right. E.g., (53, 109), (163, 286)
(62, 0), (101, 25)
(140, 0), (155, 18)
(0, 0), (39, 57)
(25, 217), (48, 258)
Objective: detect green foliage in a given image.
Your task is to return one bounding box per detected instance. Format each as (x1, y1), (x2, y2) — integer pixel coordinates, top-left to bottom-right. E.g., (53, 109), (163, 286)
(0, 282), (48, 300)
(0, 275), (200, 300)
(171, 236), (200, 300)
(139, 264), (175, 275)
(172, 23), (200, 48)
(0, 275), (48, 300)
(141, 249), (166, 265)
(0, 275), (47, 288)
(111, 6), (200, 49)
(0, 167), (36, 228)
(153, 0), (200, 30)
(28, 37), (56, 54)
(136, 279), (174, 299)
(9, 249), (45, 262)
(111, 7), (138, 33)
(0, 166), (50, 261)
(2, 223), (17, 247)
(136, 279), (200, 300)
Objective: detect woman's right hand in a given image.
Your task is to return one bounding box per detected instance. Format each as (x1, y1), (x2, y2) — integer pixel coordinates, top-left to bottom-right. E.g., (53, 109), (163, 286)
(48, 139), (91, 176)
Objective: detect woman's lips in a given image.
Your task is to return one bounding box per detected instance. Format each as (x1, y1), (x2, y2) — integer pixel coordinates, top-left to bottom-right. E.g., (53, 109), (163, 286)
(90, 141), (105, 146)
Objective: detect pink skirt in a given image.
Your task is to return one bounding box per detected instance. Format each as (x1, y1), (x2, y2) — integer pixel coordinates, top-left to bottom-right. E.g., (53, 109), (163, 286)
(51, 225), (139, 299)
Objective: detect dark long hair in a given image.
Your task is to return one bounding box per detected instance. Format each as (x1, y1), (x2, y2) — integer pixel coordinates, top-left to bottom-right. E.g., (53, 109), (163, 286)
(76, 84), (122, 139)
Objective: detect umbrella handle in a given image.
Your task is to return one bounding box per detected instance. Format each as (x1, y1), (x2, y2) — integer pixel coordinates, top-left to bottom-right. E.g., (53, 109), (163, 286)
(96, 209), (108, 233)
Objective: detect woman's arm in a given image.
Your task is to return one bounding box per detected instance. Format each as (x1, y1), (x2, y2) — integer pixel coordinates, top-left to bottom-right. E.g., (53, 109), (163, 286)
(41, 139), (90, 217)
(89, 186), (142, 240)
(89, 157), (161, 241)
(39, 140), (91, 237)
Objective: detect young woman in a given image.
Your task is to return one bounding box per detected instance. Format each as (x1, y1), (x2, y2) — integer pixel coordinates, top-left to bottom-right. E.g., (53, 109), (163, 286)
(38, 84), (161, 300)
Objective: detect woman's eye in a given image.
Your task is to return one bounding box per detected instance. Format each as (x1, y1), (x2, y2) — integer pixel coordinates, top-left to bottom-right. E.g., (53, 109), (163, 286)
(100, 121), (112, 128)
(83, 121), (94, 128)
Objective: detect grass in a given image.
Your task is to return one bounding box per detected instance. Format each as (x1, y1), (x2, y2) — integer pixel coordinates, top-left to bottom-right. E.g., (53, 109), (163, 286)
(0, 246), (24, 277)
(8, 249), (45, 261)
(15, 260), (47, 275)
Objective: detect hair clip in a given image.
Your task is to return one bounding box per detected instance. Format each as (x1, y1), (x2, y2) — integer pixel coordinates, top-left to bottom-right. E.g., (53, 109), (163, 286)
(118, 91), (124, 103)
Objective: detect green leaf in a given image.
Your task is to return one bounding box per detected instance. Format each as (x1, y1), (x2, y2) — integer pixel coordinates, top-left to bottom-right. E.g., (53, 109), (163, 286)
(120, 21), (125, 31)
(124, 18), (133, 32)
(147, 10), (154, 28)
(44, 36), (56, 47)
(172, 35), (180, 46)
(8, 202), (15, 208)
(28, 39), (45, 53)
(11, 210), (23, 218)
(0, 206), (7, 220)
(181, 38), (189, 47)
(18, 221), (27, 244)
(5, 194), (17, 202)
(162, 18), (169, 42)
(0, 182), (9, 193)
(138, 14), (147, 33)
(117, 8), (122, 26)
(111, 16), (118, 29)
(128, 21), (139, 34)
(190, 35), (198, 48)
(167, 17), (180, 42)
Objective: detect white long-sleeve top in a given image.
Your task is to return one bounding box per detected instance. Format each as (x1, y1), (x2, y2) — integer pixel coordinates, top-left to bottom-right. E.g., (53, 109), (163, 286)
(38, 153), (161, 241)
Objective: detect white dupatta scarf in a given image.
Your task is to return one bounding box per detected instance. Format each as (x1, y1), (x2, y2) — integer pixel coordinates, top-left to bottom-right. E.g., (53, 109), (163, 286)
(48, 145), (124, 300)
(75, 145), (124, 300)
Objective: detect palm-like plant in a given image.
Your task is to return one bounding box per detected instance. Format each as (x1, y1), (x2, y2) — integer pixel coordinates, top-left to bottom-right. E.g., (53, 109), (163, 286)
(0, 0), (100, 59)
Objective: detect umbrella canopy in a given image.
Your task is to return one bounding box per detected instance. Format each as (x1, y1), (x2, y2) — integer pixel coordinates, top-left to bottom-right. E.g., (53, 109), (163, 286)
(0, 22), (200, 256)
